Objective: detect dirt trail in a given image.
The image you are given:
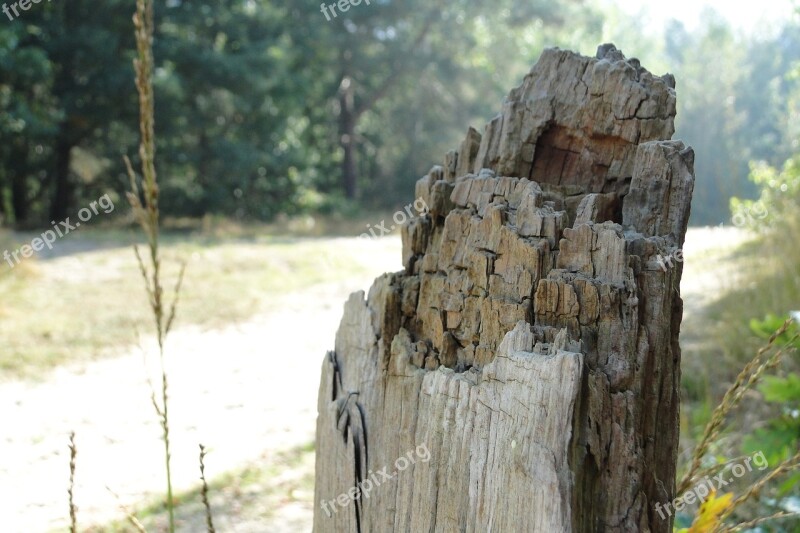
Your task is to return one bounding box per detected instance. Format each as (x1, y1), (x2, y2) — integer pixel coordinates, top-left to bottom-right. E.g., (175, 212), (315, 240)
(679, 226), (752, 315)
(0, 228), (750, 532)
(1, 236), (401, 532)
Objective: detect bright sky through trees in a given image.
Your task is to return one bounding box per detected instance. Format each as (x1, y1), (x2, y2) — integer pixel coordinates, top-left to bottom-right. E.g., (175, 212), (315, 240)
(611, 0), (795, 34)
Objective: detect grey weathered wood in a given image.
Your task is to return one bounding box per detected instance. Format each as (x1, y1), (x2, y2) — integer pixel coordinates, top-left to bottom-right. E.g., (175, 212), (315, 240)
(314, 44), (694, 532)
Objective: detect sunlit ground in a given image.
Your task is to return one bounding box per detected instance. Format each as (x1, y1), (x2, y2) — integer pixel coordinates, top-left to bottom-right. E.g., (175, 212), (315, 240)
(0, 225), (757, 531)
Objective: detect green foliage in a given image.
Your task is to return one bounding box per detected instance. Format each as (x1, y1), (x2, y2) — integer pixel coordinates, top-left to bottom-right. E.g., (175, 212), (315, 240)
(732, 158), (800, 231)
(745, 317), (800, 463)
(2, 1), (800, 225)
(719, 125), (800, 471)
(668, 13), (800, 225)
(741, 316), (800, 526)
(0, 0), (333, 223)
(150, 1), (334, 220)
(761, 374), (800, 403)
(751, 315), (800, 346)
(285, 0), (603, 202)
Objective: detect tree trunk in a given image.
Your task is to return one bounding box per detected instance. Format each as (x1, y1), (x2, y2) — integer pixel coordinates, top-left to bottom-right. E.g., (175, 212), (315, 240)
(314, 44), (694, 532)
(50, 135), (74, 222)
(11, 170), (29, 225)
(339, 77), (358, 200)
(10, 140), (30, 224)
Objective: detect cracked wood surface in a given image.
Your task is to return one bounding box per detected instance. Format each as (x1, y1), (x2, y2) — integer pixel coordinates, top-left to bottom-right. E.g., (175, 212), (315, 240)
(314, 44), (694, 532)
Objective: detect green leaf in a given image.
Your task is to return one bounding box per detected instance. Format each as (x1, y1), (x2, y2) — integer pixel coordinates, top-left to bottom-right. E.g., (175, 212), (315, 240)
(759, 374), (800, 404)
(749, 315), (800, 349)
(778, 472), (800, 496)
(742, 423), (798, 465)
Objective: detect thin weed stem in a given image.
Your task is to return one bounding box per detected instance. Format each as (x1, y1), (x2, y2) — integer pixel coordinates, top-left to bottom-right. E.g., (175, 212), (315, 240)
(199, 444), (216, 533)
(106, 486), (148, 533)
(68, 432), (77, 533)
(720, 511), (800, 533)
(128, 0), (182, 530)
(678, 319), (797, 494)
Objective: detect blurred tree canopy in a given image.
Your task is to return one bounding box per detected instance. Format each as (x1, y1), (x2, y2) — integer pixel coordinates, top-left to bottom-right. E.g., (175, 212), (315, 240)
(667, 12), (800, 225)
(0, 1), (797, 225)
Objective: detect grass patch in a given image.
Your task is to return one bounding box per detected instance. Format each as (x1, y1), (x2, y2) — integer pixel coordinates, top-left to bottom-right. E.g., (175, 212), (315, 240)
(678, 218), (800, 461)
(707, 218), (800, 373)
(93, 442), (316, 532)
(0, 229), (396, 380)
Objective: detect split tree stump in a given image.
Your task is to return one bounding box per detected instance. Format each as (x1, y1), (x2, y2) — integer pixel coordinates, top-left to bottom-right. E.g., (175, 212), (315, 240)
(314, 44), (694, 532)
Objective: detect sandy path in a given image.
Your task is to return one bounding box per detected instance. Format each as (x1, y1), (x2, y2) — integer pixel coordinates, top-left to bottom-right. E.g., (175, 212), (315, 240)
(0, 228), (750, 532)
(679, 226), (753, 316)
(0, 237), (402, 532)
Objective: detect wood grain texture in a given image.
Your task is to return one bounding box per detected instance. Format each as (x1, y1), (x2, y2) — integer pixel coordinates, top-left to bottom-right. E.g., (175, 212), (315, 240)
(314, 44), (694, 532)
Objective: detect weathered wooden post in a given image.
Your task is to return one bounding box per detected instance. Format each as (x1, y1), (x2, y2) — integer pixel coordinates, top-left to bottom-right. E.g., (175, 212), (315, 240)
(314, 44), (694, 532)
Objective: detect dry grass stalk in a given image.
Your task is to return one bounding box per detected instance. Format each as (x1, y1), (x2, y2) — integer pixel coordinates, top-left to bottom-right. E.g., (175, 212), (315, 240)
(106, 486), (148, 533)
(68, 432), (77, 533)
(677, 318), (800, 532)
(199, 444), (216, 533)
(127, 0), (185, 530)
(720, 510), (800, 532)
(681, 454), (754, 492)
(712, 450), (800, 532)
(678, 319), (798, 494)
(727, 450), (800, 510)
(124, 511), (149, 533)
